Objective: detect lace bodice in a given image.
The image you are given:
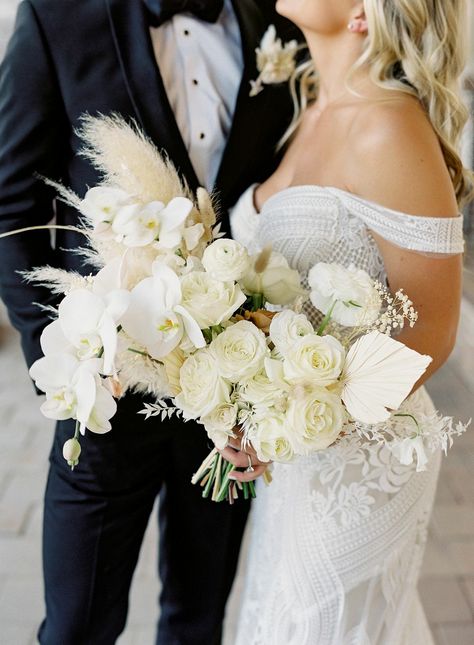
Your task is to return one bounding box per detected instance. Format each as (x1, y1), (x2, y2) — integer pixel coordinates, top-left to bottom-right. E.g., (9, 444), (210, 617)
(230, 184), (464, 276)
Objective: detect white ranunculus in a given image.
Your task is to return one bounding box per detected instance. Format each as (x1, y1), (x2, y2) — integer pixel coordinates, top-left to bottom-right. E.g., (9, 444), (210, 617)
(249, 408), (295, 463)
(269, 310), (314, 356)
(308, 262), (381, 327)
(180, 271), (247, 329)
(201, 403), (238, 449)
(286, 386), (345, 453)
(174, 348), (231, 419)
(241, 251), (306, 305)
(210, 320), (269, 383)
(202, 239), (251, 282)
(120, 262), (205, 359)
(80, 186), (131, 236)
(283, 333), (345, 386)
(29, 355), (117, 433)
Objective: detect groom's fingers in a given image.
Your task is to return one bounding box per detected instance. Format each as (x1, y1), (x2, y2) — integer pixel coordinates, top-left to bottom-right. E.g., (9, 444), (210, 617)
(228, 464), (267, 483)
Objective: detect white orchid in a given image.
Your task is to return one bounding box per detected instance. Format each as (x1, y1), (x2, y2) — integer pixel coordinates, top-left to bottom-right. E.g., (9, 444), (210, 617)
(80, 186), (131, 237)
(390, 435), (429, 472)
(41, 284), (129, 376)
(111, 196), (195, 249)
(29, 355), (116, 434)
(120, 262), (205, 359)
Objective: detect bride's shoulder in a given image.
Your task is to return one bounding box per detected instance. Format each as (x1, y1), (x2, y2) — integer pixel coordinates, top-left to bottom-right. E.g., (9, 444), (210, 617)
(348, 95), (458, 217)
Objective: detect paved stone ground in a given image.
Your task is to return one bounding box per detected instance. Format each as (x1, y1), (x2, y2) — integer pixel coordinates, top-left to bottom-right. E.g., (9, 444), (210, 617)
(1, 3), (474, 644)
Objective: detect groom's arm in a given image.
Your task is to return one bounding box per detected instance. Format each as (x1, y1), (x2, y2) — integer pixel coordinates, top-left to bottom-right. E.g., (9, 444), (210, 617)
(0, 0), (68, 369)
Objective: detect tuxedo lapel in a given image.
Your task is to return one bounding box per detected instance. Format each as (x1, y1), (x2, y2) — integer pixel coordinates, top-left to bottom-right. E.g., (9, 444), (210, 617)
(214, 0), (269, 200)
(105, 0), (199, 190)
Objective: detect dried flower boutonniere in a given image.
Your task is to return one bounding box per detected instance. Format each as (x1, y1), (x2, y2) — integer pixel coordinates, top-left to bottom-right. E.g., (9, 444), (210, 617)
(250, 25), (299, 97)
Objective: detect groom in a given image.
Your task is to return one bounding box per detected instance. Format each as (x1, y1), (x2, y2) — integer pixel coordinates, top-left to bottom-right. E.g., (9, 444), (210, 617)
(0, 1), (299, 643)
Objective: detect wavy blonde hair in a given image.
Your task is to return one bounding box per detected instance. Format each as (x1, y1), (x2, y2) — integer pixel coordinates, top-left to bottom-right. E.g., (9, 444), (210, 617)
(283, 0), (473, 206)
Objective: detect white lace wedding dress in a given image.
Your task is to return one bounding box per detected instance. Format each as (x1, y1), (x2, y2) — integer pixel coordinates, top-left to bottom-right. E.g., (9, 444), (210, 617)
(229, 185), (464, 645)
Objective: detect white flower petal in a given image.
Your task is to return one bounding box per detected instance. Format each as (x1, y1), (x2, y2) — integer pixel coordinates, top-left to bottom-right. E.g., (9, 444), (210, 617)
(174, 305), (206, 350)
(40, 320), (74, 356)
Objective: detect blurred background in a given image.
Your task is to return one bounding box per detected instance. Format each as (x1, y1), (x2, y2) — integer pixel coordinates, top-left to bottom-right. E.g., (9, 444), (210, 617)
(0, 2), (473, 645)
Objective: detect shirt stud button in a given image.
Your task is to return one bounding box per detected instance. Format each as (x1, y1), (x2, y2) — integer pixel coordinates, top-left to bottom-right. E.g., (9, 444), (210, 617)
(199, 133), (205, 140)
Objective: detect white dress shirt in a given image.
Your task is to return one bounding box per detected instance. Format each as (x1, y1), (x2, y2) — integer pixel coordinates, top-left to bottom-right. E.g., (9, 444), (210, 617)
(150, 1), (243, 190)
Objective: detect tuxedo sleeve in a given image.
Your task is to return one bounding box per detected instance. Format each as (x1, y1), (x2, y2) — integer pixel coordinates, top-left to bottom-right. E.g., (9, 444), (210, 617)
(0, 0), (68, 370)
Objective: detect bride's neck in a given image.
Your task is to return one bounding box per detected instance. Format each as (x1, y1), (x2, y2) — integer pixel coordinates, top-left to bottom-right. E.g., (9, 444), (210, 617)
(303, 29), (368, 108)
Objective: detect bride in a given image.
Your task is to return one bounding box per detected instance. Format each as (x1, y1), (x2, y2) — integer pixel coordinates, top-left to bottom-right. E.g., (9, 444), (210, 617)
(223, 1), (469, 643)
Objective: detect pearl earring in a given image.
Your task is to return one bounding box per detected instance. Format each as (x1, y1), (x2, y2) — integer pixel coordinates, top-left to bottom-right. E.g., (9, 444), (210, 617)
(347, 19), (366, 33)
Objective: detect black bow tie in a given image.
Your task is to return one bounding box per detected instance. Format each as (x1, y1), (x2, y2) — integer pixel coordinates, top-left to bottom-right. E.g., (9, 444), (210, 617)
(144, 0), (225, 27)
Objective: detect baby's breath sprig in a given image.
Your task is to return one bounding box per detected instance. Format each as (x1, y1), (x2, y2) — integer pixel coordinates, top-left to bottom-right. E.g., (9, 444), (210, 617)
(368, 283), (418, 336)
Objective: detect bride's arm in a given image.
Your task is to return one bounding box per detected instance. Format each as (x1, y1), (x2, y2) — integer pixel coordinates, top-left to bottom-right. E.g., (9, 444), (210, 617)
(349, 99), (463, 389)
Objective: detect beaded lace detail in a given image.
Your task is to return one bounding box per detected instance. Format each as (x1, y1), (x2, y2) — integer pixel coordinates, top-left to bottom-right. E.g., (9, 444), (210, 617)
(229, 185), (453, 645)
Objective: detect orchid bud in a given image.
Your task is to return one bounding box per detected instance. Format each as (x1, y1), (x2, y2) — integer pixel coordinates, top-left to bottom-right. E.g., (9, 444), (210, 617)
(62, 438), (82, 469)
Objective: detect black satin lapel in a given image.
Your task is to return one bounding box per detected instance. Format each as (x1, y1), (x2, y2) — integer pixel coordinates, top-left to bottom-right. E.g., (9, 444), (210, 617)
(214, 0), (269, 201)
(105, 0), (199, 190)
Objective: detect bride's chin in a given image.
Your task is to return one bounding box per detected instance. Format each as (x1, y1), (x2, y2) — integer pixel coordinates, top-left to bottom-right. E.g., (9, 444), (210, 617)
(275, 0), (299, 21)
(275, 0), (316, 30)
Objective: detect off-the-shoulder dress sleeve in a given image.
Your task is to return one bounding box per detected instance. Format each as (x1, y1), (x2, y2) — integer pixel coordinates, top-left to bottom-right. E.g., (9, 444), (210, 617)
(329, 187), (465, 254)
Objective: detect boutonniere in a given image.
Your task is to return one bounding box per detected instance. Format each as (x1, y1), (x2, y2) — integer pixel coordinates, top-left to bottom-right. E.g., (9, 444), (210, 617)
(250, 25), (299, 97)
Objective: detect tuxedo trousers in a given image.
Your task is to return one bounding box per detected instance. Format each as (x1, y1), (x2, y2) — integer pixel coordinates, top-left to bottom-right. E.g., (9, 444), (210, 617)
(37, 393), (250, 645)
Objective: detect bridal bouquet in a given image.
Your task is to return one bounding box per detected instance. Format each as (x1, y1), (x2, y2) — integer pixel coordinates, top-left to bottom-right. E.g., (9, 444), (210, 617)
(9, 115), (465, 503)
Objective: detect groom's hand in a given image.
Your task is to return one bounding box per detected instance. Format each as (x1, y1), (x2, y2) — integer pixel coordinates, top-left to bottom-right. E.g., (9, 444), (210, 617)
(217, 428), (271, 483)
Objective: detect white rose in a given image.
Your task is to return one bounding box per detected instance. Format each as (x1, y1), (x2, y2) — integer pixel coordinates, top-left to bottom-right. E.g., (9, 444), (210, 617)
(180, 271), (247, 329)
(174, 348), (231, 419)
(286, 386), (345, 453)
(211, 320), (269, 382)
(283, 334), (345, 386)
(249, 408), (295, 463)
(269, 310), (314, 356)
(202, 239), (251, 282)
(308, 262), (381, 327)
(238, 369), (287, 407)
(241, 251), (306, 305)
(202, 403), (238, 450)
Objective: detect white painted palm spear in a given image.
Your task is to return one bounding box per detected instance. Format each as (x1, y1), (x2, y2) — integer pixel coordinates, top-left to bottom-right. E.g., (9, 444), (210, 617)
(341, 331), (432, 423)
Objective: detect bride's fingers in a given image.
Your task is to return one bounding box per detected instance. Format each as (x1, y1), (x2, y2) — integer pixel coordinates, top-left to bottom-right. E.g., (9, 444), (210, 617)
(227, 436), (242, 451)
(217, 446), (252, 468)
(228, 464), (267, 483)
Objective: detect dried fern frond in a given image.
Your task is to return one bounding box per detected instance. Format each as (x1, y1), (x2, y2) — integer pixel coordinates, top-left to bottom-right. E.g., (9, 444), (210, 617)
(77, 113), (193, 204)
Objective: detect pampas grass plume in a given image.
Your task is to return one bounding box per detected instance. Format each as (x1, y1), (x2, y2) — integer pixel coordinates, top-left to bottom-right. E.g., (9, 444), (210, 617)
(78, 113), (193, 204)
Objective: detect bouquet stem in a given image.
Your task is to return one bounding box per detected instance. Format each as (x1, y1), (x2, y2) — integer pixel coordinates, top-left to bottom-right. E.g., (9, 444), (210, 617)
(192, 449), (260, 504)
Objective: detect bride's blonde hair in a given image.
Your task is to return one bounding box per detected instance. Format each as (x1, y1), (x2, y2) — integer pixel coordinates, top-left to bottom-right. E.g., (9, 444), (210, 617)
(283, 0), (473, 206)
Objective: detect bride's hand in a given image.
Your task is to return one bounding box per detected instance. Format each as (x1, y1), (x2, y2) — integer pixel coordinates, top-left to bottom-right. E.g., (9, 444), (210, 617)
(217, 428), (271, 483)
